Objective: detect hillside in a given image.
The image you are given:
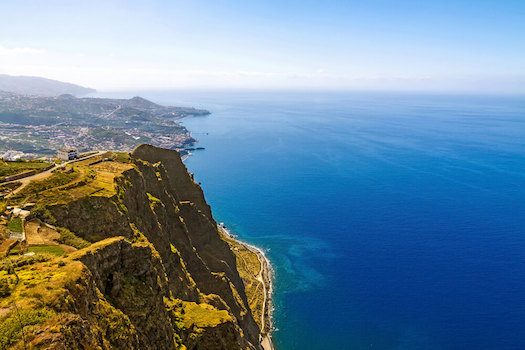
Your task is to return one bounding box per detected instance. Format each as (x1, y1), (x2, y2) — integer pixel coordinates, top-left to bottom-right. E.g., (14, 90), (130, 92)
(0, 145), (268, 349)
(0, 92), (210, 157)
(0, 74), (96, 97)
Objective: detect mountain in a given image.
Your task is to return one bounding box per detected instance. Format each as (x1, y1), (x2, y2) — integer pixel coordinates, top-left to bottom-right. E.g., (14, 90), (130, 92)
(0, 74), (96, 97)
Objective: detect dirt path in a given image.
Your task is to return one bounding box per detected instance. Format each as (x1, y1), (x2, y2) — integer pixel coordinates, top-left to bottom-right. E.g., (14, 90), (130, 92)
(4, 151), (105, 198)
(253, 248), (274, 350)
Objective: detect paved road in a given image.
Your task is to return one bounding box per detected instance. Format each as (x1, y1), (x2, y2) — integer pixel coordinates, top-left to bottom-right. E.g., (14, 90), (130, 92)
(4, 151), (106, 197)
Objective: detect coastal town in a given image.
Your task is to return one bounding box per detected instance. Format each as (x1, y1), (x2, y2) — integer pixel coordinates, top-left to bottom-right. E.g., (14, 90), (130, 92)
(0, 92), (209, 158)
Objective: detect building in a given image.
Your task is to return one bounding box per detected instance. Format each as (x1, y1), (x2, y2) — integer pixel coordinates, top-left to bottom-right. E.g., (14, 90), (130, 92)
(57, 148), (79, 161)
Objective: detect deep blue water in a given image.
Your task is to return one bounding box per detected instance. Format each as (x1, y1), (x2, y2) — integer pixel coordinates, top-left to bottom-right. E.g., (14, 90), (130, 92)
(104, 91), (525, 349)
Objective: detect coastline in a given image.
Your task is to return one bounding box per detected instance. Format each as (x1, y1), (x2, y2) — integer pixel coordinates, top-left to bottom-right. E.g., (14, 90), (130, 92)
(219, 226), (275, 350)
(179, 116), (274, 348)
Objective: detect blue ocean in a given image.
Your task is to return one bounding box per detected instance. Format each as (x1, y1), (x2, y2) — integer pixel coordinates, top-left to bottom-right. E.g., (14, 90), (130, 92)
(106, 91), (525, 349)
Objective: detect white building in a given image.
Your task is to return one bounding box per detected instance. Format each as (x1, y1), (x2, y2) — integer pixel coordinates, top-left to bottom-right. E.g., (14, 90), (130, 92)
(57, 148), (79, 161)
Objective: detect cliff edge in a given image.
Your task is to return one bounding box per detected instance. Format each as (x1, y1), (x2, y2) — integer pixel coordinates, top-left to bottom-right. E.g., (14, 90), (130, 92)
(0, 145), (268, 349)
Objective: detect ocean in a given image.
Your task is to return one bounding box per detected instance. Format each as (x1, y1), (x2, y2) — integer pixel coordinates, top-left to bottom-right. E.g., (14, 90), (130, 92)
(102, 90), (525, 349)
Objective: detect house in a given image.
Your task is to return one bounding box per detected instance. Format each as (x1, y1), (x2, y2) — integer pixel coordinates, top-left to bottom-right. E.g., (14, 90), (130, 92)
(57, 148), (79, 161)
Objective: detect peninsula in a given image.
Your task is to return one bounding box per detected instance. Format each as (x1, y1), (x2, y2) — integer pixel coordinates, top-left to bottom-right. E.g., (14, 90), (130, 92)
(0, 145), (273, 349)
(0, 92), (209, 158)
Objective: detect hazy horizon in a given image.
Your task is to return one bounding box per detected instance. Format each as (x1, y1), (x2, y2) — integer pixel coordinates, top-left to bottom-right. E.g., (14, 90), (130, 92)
(1, 0), (524, 93)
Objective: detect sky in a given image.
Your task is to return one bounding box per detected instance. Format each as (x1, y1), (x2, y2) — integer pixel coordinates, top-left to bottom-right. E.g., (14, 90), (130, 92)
(1, 0), (524, 93)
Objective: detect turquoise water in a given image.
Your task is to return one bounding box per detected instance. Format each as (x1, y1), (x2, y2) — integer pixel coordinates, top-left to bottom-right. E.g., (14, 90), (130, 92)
(106, 91), (525, 349)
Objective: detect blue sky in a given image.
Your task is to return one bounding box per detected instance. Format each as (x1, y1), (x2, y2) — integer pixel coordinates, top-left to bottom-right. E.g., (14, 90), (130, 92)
(0, 0), (524, 92)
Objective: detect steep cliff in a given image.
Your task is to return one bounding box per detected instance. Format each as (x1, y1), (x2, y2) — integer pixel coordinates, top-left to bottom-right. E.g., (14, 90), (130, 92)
(0, 145), (265, 350)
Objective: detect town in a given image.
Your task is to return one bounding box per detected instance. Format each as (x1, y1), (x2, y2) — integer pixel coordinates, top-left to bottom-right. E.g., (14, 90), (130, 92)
(0, 92), (209, 158)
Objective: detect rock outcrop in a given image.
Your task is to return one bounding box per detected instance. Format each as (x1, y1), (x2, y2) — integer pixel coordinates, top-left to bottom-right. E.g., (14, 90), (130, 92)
(2, 145), (263, 349)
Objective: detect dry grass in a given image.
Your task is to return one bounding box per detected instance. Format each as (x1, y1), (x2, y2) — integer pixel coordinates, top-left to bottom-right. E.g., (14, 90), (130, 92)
(180, 301), (231, 328)
(222, 234), (264, 329)
(6, 152), (133, 208)
(25, 220), (60, 246)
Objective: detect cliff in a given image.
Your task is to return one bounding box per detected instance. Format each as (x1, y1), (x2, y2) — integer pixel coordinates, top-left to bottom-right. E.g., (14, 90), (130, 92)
(0, 146), (266, 349)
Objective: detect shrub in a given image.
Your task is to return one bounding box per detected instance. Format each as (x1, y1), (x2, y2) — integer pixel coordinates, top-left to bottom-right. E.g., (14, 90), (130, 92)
(57, 228), (90, 249)
(0, 308), (56, 348)
(0, 254), (52, 270)
(0, 278), (11, 297)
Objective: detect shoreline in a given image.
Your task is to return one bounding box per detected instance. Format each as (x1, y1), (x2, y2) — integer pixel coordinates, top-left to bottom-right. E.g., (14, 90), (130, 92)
(218, 226), (275, 350)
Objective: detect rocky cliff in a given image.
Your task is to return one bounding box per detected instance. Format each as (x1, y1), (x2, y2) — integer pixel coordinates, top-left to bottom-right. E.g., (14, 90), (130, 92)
(0, 145), (265, 349)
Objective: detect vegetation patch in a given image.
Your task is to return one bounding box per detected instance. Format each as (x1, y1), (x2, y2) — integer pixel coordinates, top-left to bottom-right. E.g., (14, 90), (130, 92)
(0, 253), (52, 270)
(12, 170), (79, 202)
(27, 245), (65, 257)
(147, 192), (162, 204)
(0, 160), (52, 178)
(112, 152), (131, 163)
(57, 228), (90, 249)
(7, 218), (23, 233)
(165, 298), (232, 330)
(224, 236), (264, 329)
(0, 307), (56, 348)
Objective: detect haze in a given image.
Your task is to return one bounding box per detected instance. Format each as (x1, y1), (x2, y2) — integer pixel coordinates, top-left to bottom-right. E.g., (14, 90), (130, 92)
(1, 0), (524, 93)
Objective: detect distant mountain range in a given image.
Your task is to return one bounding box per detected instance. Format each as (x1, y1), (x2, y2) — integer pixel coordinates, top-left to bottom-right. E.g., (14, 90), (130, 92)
(0, 74), (96, 97)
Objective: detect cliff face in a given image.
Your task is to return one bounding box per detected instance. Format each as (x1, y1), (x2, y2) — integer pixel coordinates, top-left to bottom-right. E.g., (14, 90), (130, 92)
(1, 145), (263, 350)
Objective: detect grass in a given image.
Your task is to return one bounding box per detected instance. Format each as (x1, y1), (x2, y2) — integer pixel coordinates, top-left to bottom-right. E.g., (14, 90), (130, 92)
(13, 170), (79, 202)
(164, 297), (232, 330)
(0, 254), (52, 270)
(7, 152), (133, 211)
(7, 218), (23, 233)
(0, 308), (56, 348)
(0, 255), (85, 347)
(27, 245), (65, 256)
(0, 160), (52, 178)
(223, 235), (265, 329)
(180, 301), (231, 329)
(0, 182), (22, 196)
(112, 152), (131, 163)
(147, 192), (161, 204)
(57, 228), (91, 249)
(0, 254), (84, 309)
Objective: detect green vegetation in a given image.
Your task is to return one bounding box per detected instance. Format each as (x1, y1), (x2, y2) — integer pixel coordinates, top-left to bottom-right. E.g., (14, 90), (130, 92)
(147, 192), (162, 204)
(0, 182), (21, 196)
(178, 300), (231, 329)
(0, 146), (263, 349)
(164, 297), (231, 333)
(0, 308), (56, 348)
(112, 152), (131, 163)
(57, 227), (91, 249)
(27, 245), (65, 257)
(0, 277), (10, 297)
(225, 236), (265, 329)
(7, 217), (23, 232)
(0, 159), (52, 178)
(13, 170), (78, 201)
(0, 254), (52, 271)
(31, 202), (56, 225)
